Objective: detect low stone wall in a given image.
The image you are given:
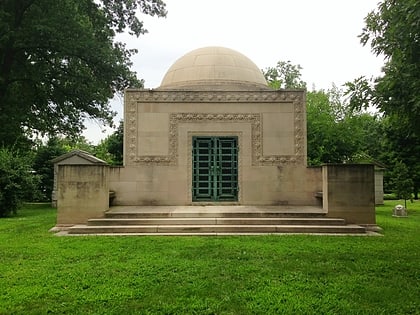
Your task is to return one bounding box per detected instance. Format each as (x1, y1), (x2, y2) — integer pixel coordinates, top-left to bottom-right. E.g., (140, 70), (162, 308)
(322, 164), (376, 225)
(56, 164), (109, 225)
(109, 164), (323, 207)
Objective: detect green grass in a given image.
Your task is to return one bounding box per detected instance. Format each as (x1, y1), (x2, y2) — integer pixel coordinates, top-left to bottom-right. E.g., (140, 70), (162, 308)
(1, 201), (419, 315)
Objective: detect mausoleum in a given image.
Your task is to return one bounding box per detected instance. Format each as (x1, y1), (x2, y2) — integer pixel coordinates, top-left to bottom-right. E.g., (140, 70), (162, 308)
(53, 47), (378, 235)
(114, 46), (313, 205)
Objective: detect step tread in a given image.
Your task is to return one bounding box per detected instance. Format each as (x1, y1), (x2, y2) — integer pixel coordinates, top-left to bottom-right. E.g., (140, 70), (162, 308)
(105, 205), (327, 218)
(63, 232), (374, 236)
(90, 217), (345, 222)
(73, 224), (363, 228)
(88, 217), (346, 226)
(105, 212), (327, 218)
(68, 224), (366, 234)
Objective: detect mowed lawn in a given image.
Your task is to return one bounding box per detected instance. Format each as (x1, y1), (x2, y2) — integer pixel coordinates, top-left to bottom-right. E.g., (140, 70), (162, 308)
(1, 201), (419, 315)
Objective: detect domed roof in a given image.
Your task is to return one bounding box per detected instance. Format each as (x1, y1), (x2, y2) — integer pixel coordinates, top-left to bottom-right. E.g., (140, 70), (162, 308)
(159, 46), (269, 90)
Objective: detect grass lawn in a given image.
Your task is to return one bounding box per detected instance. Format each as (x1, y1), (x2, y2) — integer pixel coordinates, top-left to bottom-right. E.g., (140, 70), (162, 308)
(1, 201), (419, 315)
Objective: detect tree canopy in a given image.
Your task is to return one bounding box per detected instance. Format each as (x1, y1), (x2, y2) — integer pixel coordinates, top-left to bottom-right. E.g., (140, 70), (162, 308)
(263, 60), (384, 166)
(262, 61), (306, 89)
(345, 0), (420, 136)
(0, 0), (166, 147)
(94, 120), (124, 165)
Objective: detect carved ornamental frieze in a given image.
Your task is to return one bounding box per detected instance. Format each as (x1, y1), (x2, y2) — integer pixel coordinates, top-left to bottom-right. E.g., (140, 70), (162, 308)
(125, 90), (305, 166)
(126, 89), (304, 103)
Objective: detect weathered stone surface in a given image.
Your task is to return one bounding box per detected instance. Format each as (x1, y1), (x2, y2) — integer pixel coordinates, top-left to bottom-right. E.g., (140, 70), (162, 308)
(322, 164), (376, 225)
(53, 46), (382, 233)
(56, 164), (109, 225)
(393, 204), (408, 217)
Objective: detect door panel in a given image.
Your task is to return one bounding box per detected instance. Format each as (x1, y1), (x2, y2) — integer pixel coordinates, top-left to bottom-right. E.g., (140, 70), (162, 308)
(192, 137), (238, 202)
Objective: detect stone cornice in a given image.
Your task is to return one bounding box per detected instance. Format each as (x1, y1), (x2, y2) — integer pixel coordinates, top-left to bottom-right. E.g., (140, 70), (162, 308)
(125, 89), (304, 103)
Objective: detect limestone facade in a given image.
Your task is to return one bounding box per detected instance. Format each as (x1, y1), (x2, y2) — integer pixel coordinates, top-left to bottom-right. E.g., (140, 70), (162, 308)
(53, 46), (377, 228)
(109, 89), (323, 206)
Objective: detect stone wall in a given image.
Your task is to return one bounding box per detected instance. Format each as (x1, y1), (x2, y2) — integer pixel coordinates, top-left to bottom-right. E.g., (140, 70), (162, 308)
(322, 164), (376, 224)
(108, 89), (321, 206)
(56, 165), (109, 225)
(375, 169), (384, 205)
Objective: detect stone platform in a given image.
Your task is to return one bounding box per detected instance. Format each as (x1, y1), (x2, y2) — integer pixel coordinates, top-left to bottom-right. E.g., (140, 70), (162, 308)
(55, 205), (378, 236)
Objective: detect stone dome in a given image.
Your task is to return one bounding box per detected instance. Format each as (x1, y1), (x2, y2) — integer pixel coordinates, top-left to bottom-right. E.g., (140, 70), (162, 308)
(159, 46), (269, 90)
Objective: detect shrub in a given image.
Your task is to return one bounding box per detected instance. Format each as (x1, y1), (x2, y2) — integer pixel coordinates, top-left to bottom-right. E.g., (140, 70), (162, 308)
(32, 138), (67, 201)
(0, 148), (40, 217)
(383, 193), (398, 200)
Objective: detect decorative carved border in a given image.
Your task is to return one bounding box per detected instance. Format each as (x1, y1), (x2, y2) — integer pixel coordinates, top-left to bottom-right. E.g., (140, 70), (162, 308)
(125, 90), (305, 166)
(125, 89), (304, 103)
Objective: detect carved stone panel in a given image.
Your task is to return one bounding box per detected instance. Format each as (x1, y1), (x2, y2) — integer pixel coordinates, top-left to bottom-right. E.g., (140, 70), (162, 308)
(124, 90), (305, 166)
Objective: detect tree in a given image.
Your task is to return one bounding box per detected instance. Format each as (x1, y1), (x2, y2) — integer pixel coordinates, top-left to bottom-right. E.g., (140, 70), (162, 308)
(31, 135), (97, 201)
(94, 120), (124, 165)
(380, 118), (420, 199)
(345, 0), (420, 137)
(306, 86), (385, 166)
(32, 137), (68, 201)
(0, 148), (40, 216)
(391, 161), (414, 208)
(262, 61), (306, 89)
(0, 0), (166, 147)
(264, 60), (385, 166)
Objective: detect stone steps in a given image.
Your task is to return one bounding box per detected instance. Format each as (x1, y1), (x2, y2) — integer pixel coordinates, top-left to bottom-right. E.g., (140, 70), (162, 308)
(104, 212), (327, 219)
(67, 224), (366, 235)
(87, 217), (346, 226)
(64, 206), (368, 235)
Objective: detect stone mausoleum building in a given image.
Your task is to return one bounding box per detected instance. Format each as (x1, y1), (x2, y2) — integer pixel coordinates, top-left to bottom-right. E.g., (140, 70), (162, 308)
(52, 47), (379, 235)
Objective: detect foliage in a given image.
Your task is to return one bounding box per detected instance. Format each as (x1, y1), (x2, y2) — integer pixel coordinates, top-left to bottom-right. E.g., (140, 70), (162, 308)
(390, 161), (414, 208)
(31, 135), (98, 201)
(30, 132), (125, 202)
(0, 148), (40, 216)
(32, 138), (68, 201)
(0, 202), (419, 314)
(264, 59), (386, 166)
(345, 0), (420, 137)
(0, 0), (166, 147)
(262, 60), (306, 89)
(306, 90), (342, 165)
(94, 120), (124, 165)
(383, 193), (398, 200)
(344, 0), (420, 196)
(376, 117), (420, 199)
(306, 87), (384, 166)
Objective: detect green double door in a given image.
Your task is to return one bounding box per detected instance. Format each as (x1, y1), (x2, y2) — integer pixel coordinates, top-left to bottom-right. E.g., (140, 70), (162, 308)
(192, 136), (238, 202)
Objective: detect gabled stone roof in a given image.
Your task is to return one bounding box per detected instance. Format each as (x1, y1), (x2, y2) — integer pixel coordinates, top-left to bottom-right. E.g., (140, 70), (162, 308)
(51, 150), (107, 165)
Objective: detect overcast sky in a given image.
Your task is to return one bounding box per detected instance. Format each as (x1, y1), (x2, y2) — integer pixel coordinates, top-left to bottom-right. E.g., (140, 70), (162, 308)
(84, 0), (384, 143)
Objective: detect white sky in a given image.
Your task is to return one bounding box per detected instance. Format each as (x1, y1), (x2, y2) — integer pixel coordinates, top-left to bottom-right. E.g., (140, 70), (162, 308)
(84, 0), (384, 143)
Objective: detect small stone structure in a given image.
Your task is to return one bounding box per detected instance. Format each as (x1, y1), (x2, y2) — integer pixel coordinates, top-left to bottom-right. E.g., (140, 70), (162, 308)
(374, 166), (385, 205)
(323, 164), (376, 224)
(52, 46), (379, 232)
(392, 204), (408, 217)
(51, 150), (109, 227)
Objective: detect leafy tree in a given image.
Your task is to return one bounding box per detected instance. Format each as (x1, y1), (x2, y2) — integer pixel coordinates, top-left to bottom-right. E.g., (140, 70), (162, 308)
(345, 0), (420, 137)
(262, 61), (306, 89)
(306, 90), (338, 165)
(391, 161), (414, 208)
(94, 120), (124, 165)
(31, 135), (98, 201)
(264, 60), (386, 166)
(0, 0), (166, 147)
(0, 148), (40, 216)
(307, 86), (384, 166)
(32, 138), (68, 201)
(380, 118), (420, 199)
